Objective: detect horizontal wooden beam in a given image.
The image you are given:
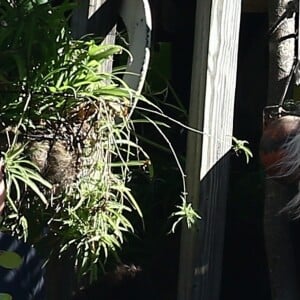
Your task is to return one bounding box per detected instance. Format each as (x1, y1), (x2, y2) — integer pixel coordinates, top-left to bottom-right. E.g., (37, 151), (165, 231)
(177, 0), (241, 299)
(242, 0), (267, 13)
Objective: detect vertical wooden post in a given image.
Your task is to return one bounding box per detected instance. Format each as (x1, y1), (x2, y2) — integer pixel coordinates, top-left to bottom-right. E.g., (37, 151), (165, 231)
(177, 1), (241, 300)
(264, 1), (300, 299)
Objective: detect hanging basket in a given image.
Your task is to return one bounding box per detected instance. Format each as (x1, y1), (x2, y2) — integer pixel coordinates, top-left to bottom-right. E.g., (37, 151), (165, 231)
(0, 113), (82, 191)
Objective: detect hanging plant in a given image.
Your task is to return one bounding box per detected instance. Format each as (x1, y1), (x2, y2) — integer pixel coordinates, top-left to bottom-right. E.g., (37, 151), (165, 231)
(0, 0), (205, 283)
(1, 36), (149, 278)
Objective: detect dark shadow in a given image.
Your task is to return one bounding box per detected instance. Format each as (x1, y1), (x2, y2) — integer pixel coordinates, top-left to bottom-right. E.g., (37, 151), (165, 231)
(71, 264), (158, 300)
(220, 12), (271, 300)
(190, 151), (233, 300)
(190, 145), (270, 300)
(86, 0), (122, 38)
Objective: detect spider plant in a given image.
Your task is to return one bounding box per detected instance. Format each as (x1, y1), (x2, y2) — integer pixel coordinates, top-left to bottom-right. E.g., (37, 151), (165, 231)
(0, 0), (202, 284)
(0, 0), (151, 279)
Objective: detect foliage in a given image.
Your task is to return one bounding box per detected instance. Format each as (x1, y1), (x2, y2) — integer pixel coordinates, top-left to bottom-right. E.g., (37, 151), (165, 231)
(0, 0), (143, 280)
(2, 144), (52, 240)
(0, 0), (204, 284)
(0, 0), (72, 84)
(169, 195), (201, 234)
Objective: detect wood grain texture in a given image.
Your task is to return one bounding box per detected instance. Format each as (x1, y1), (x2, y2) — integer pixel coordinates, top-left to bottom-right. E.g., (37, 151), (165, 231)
(177, 1), (241, 300)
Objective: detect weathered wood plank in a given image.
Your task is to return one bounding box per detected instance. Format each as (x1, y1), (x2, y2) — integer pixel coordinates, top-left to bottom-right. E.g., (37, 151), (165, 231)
(177, 1), (241, 300)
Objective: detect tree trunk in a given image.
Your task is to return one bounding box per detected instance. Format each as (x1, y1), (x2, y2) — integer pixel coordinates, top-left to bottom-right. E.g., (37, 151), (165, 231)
(264, 1), (300, 299)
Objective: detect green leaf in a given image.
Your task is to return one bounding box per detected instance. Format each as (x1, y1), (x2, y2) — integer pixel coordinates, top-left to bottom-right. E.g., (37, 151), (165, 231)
(232, 136), (253, 164)
(0, 293), (13, 300)
(88, 44), (122, 61)
(0, 251), (23, 269)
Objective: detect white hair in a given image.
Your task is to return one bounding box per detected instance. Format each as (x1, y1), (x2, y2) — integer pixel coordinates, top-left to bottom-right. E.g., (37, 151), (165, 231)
(279, 181), (300, 218)
(278, 133), (300, 178)
(274, 132), (300, 217)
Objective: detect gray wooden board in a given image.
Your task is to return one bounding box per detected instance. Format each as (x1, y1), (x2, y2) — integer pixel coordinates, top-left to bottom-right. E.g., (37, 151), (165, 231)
(177, 1), (241, 299)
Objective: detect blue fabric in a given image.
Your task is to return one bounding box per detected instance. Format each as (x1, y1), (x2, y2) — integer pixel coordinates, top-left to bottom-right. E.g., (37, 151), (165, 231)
(0, 233), (45, 300)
